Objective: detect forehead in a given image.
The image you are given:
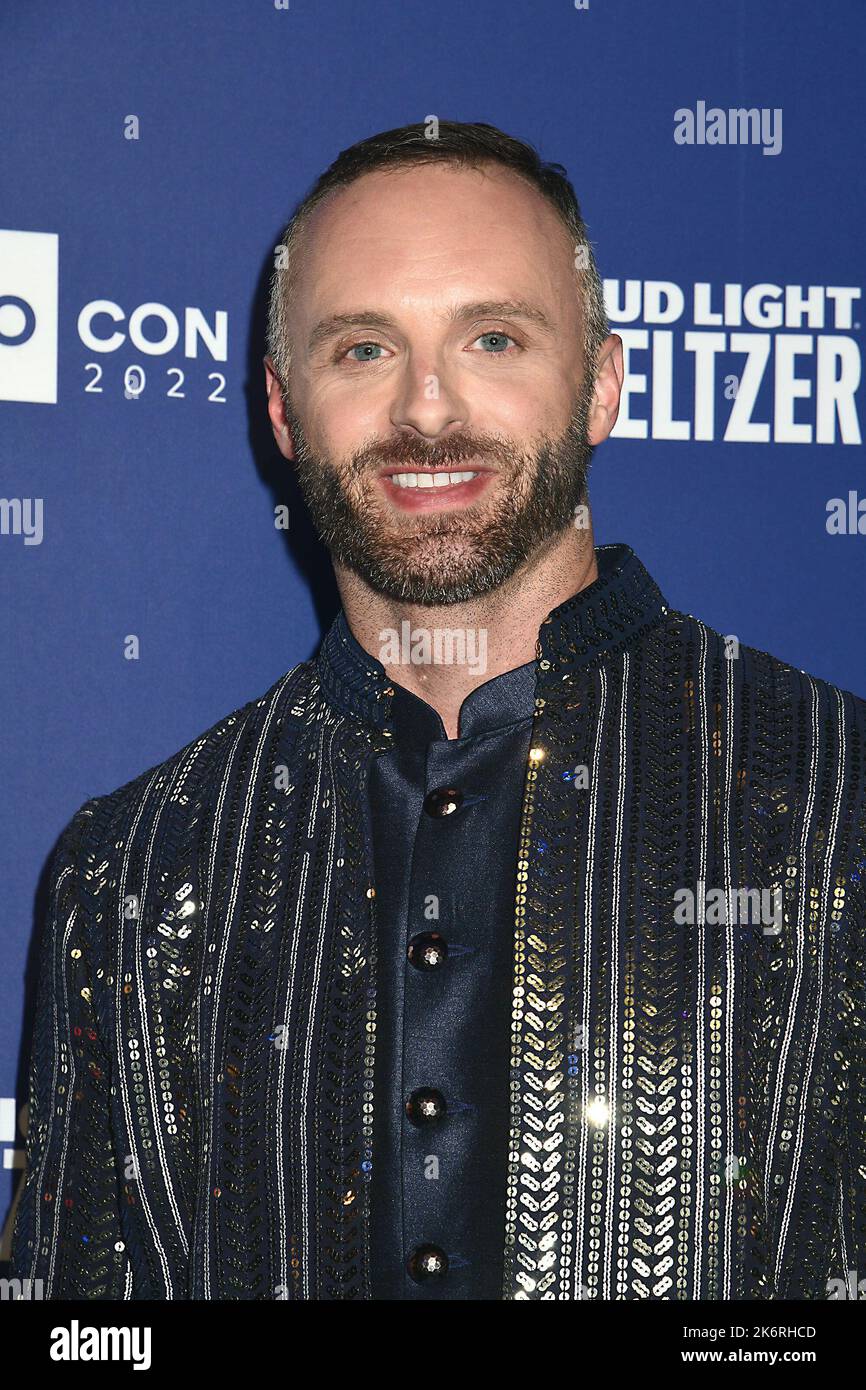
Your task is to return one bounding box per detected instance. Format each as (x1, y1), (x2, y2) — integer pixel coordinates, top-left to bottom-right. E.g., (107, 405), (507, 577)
(291, 162), (576, 315)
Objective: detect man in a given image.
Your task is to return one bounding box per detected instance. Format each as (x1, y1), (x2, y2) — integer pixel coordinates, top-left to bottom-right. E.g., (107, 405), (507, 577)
(13, 121), (866, 1301)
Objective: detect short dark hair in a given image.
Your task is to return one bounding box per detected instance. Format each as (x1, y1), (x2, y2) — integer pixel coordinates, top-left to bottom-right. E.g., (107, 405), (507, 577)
(266, 119), (608, 386)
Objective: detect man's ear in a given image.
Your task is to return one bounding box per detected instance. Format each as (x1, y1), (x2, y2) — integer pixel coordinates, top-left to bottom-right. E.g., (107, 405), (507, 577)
(263, 354), (295, 460)
(586, 334), (624, 444)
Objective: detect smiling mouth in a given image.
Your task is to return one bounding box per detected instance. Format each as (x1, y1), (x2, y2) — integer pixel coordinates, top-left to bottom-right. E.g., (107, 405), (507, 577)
(384, 469), (481, 490)
(376, 466), (495, 510)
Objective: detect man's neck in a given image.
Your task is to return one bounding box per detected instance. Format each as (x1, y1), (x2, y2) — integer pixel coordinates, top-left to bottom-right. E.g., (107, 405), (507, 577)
(334, 528), (599, 739)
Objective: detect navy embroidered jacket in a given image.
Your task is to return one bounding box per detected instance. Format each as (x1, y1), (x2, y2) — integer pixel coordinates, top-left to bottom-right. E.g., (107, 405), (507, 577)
(12, 543), (866, 1299)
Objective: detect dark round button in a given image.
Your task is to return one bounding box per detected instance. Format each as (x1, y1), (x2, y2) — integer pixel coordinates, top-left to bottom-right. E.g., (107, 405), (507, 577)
(406, 1087), (447, 1125)
(407, 1244), (449, 1283)
(407, 932), (448, 970)
(423, 787), (464, 817)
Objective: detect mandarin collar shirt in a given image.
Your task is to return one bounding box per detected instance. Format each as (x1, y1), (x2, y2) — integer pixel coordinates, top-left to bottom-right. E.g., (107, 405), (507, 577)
(335, 546), (629, 1297)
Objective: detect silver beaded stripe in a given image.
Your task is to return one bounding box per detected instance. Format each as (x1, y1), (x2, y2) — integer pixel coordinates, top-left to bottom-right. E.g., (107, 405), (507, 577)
(574, 663), (609, 1298)
(272, 686), (322, 1301)
(115, 766), (183, 1296)
(128, 741), (208, 1268)
(721, 637), (737, 1299)
(26, 877), (74, 1293)
(198, 718), (249, 1300)
(200, 672), (295, 1299)
(602, 654), (629, 1298)
(272, 738), (314, 1302)
(691, 624), (710, 1300)
(773, 683), (845, 1286)
(761, 676), (820, 1283)
(295, 715), (336, 1300)
(837, 1169), (851, 1278)
(274, 841), (309, 1298)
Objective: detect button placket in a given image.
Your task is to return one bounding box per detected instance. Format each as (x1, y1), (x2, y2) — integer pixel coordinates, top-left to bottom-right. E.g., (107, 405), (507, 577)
(400, 754), (473, 1292)
(370, 665), (537, 1299)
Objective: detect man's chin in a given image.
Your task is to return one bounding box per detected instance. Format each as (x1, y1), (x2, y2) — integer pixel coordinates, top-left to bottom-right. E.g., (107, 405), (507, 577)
(341, 545), (526, 606)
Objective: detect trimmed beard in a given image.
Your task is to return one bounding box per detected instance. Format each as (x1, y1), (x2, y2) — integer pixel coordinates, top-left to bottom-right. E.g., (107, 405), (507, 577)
(282, 378), (595, 607)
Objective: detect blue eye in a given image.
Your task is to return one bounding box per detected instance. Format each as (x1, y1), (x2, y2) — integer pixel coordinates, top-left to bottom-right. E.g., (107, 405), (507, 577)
(344, 342), (385, 363)
(474, 331), (517, 354)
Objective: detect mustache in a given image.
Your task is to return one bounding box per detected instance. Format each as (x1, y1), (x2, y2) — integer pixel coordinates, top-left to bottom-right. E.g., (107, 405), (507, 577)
(350, 434), (511, 473)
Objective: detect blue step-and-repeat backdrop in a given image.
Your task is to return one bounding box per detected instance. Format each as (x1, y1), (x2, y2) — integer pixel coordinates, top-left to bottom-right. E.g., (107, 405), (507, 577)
(1, 0), (864, 1270)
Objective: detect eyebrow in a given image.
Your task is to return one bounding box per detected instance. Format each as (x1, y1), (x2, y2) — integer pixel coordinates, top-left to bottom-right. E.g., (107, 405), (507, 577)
(306, 299), (555, 354)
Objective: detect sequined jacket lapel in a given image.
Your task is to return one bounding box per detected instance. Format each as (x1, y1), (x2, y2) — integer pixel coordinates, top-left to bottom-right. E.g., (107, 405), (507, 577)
(14, 545), (866, 1300)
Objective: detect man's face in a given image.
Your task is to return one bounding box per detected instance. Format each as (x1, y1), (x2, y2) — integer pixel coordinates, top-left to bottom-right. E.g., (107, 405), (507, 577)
(266, 162), (621, 605)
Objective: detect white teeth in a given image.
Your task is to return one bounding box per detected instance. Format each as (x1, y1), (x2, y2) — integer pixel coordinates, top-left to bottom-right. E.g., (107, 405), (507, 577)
(388, 471), (479, 489)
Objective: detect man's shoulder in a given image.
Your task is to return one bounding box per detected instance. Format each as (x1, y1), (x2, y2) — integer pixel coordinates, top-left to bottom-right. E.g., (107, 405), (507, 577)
(63, 659), (316, 857)
(666, 606), (866, 731)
